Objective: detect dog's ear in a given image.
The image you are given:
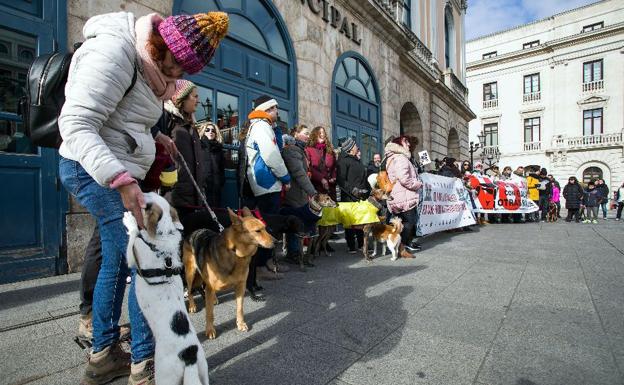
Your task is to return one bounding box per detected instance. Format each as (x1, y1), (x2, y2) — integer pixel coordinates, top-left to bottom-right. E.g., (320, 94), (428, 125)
(241, 207), (253, 217)
(170, 206), (183, 230)
(227, 208), (243, 228)
(144, 202), (162, 238)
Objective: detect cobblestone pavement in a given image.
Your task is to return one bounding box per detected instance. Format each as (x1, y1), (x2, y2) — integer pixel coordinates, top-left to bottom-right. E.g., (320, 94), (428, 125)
(1, 219), (623, 385)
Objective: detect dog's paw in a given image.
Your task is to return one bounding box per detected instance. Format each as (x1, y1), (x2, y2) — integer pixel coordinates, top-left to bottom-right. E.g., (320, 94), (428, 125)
(188, 303), (197, 313)
(390, 256), (398, 261)
(370, 253), (378, 257)
(237, 321), (249, 332)
(206, 327), (217, 339)
(123, 212), (139, 235)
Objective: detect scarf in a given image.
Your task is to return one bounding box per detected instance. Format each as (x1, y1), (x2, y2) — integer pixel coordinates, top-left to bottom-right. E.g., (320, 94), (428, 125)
(135, 13), (177, 100)
(315, 142), (326, 152)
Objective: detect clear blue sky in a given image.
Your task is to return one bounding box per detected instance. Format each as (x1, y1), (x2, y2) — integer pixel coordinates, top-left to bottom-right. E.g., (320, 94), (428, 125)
(466, 0), (603, 40)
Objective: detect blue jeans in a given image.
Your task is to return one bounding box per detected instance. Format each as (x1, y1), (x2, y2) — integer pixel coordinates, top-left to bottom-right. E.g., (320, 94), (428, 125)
(600, 202), (608, 218)
(59, 158), (153, 362)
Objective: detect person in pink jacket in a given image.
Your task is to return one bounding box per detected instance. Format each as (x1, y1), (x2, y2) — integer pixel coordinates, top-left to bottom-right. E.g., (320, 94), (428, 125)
(549, 174), (561, 218)
(306, 126), (337, 200)
(385, 136), (423, 256)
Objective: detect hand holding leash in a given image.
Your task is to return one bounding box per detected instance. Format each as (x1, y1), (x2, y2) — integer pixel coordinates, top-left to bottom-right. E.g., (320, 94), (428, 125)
(155, 132), (178, 157)
(118, 183), (146, 229)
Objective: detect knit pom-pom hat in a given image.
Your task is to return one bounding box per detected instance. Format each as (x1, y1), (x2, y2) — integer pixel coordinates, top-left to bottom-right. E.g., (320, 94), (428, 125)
(158, 12), (229, 74)
(171, 79), (196, 105)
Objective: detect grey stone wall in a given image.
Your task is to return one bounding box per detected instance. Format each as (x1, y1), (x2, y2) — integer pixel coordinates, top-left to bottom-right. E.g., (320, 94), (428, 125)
(64, 0), (472, 271)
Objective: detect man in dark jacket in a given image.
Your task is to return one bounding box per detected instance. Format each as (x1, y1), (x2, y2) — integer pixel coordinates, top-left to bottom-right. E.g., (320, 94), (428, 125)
(537, 168), (552, 222)
(366, 153), (382, 176)
(596, 179), (609, 219)
(337, 137), (369, 253)
(438, 157), (462, 178)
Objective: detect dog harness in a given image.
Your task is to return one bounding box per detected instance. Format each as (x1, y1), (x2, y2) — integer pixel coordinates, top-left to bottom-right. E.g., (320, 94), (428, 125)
(134, 231), (184, 285)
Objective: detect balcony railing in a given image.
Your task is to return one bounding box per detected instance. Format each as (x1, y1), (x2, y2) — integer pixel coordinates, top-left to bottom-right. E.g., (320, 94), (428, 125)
(523, 91), (541, 103)
(552, 131), (623, 150)
(483, 99), (498, 109)
(523, 141), (542, 151)
(481, 145), (499, 157)
(444, 70), (468, 101)
(582, 80), (604, 93)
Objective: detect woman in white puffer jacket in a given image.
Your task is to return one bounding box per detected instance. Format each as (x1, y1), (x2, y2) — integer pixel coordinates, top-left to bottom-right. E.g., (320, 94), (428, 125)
(58, 11), (227, 384)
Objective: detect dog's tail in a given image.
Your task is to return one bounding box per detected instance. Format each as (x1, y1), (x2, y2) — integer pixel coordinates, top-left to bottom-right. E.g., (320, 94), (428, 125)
(188, 228), (217, 275)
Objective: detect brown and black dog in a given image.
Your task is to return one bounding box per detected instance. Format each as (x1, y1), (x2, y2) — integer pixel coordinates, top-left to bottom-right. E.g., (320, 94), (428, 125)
(547, 202), (558, 222)
(182, 208), (274, 339)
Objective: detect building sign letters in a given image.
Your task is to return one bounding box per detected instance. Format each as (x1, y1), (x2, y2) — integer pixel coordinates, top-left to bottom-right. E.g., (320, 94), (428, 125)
(300, 0), (362, 45)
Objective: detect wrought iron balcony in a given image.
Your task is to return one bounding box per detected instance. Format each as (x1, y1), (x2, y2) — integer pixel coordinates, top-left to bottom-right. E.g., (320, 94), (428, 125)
(523, 91), (541, 103)
(552, 131), (623, 150)
(482, 99), (498, 109)
(523, 141), (542, 151)
(582, 80), (604, 93)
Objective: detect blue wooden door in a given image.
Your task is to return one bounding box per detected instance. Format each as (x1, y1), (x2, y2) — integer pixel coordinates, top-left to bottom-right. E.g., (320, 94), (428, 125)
(0, 0), (67, 283)
(332, 53), (381, 165)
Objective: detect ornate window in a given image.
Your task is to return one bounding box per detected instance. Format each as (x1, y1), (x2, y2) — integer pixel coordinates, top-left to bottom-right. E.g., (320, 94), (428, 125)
(334, 56), (377, 103)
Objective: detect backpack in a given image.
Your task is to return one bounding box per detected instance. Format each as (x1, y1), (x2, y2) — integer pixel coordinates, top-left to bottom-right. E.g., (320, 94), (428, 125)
(20, 43), (137, 148)
(376, 157), (394, 194)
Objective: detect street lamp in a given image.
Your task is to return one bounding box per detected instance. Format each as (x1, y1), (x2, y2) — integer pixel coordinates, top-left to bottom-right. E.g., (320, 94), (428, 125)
(469, 131), (487, 169)
(201, 97), (213, 121)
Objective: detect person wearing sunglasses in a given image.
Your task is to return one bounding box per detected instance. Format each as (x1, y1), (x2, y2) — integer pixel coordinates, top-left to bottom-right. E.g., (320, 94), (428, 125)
(199, 122), (225, 208)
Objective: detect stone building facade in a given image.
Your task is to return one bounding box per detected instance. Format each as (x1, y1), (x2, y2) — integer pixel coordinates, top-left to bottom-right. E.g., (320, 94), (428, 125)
(0, 0), (474, 280)
(466, 0), (624, 196)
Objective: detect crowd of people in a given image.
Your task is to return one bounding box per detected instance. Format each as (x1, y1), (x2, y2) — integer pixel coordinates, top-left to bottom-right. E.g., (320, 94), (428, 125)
(53, 8), (624, 385)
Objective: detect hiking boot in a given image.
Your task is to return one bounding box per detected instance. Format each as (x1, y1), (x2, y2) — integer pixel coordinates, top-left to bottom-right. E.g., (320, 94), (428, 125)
(128, 358), (154, 385)
(80, 341), (131, 385)
(78, 313), (93, 341)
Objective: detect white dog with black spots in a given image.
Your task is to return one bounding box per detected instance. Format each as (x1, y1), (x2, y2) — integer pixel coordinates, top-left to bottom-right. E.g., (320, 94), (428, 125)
(124, 192), (209, 385)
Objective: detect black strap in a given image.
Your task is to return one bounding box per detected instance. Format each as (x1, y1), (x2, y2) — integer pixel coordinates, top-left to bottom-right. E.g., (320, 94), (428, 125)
(123, 64), (138, 97)
(139, 266), (183, 279)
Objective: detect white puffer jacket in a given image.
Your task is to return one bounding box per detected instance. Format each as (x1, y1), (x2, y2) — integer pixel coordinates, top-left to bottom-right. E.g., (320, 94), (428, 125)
(58, 12), (162, 186)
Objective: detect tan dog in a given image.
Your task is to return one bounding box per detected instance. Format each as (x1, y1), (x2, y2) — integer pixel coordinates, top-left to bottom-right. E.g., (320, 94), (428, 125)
(183, 208), (274, 339)
(363, 217), (403, 261)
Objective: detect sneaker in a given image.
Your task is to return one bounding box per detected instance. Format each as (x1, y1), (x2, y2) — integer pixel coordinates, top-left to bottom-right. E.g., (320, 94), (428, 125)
(128, 358), (154, 385)
(583, 220), (590, 224)
(81, 342), (131, 385)
(78, 313), (93, 341)
(616, 218), (620, 221)
(592, 220), (598, 224)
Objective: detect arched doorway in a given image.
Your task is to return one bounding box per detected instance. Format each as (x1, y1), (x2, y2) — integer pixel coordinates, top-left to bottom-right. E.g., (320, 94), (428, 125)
(399, 102), (423, 153)
(332, 52), (381, 164)
(447, 128), (460, 159)
(174, 0), (297, 207)
(582, 166), (603, 184)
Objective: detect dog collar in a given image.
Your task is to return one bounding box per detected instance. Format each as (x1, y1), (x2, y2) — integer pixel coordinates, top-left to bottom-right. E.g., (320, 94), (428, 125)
(134, 232), (183, 285)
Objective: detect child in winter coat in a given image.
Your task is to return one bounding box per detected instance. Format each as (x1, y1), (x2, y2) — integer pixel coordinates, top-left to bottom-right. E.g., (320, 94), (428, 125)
(583, 181), (601, 224)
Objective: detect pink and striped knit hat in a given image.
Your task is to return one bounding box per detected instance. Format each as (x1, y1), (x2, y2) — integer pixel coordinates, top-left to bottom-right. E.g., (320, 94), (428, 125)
(158, 12), (229, 74)
(171, 79), (196, 104)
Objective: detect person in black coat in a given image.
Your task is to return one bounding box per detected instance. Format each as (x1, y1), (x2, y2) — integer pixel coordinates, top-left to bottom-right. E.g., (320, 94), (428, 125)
(198, 121), (225, 208)
(336, 137), (369, 253)
(438, 157), (462, 179)
(563, 176), (584, 222)
(596, 179), (610, 219)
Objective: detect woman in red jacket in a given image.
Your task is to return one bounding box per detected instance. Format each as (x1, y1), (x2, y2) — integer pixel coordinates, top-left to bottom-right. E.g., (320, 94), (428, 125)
(305, 126), (337, 200)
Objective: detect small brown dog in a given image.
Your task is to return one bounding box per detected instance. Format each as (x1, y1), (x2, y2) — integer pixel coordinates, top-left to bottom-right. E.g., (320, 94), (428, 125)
(547, 202), (558, 222)
(363, 217), (403, 261)
(183, 208), (275, 339)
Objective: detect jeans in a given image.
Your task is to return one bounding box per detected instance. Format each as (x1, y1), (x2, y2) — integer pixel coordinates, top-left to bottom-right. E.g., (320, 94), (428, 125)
(617, 202), (624, 219)
(80, 226), (102, 316)
(587, 206), (598, 221)
(600, 202), (608, 218)
(59, 158), (153, 362)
